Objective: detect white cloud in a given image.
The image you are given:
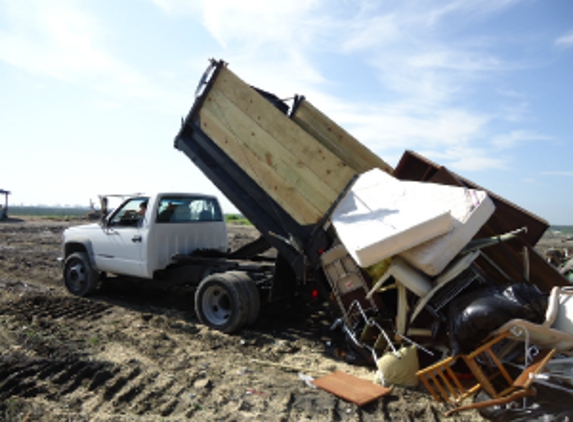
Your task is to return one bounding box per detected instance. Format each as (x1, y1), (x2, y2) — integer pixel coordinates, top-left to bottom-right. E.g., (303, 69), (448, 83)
(438, 148), (508, 172)
(343, 106), (488, 150)
(498, 100), (530, 123)
(0, 0), (180, 109)
(202, 1), (322, 48)
(421, 0), (525, 26)
(497, 88), (525, 98)
(541, 171), (573, 177)
(150, 0), (201, 16)
(555, 30), (573, 48)
(341, 14), (400, 52)
(188, 0), (538, 174)
(490, 130), (551, 150)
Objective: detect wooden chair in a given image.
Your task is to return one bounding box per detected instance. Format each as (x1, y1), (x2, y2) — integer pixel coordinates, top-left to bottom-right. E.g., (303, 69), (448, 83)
(445, 348), (556, 417)
(417, 331), (556, 417)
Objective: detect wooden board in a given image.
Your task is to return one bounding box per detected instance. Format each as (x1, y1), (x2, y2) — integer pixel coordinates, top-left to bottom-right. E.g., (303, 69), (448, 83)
(312, 371), (392, 406)
(199, 66), (356, 225)
(199, 106), (322, 224)
(212, 68), (356, 182)
(291, 99), (394, 174)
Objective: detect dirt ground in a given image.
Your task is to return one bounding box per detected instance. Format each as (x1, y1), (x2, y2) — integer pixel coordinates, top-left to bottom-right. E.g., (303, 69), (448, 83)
(0, 217), (570, 421)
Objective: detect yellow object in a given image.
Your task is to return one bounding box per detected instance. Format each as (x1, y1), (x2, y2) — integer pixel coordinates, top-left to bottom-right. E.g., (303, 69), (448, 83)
(373, 345), (419, 388)
(366, 259), (391, 282)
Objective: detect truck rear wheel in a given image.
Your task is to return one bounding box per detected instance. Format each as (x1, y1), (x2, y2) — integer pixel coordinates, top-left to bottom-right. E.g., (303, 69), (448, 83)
(64, 252), (99, 296)
(195, 272), (257, 333)
(228, 272), (260, 326)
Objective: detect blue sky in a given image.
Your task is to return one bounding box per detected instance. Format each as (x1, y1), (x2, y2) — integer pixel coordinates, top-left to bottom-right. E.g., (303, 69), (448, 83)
(0, 0), (572, 224)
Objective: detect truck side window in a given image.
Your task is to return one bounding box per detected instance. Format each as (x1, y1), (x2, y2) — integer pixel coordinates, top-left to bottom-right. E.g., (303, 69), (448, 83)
(157, 200), (177, 222)
(190, 198), (223, 222)
(156, 197), (223, 223)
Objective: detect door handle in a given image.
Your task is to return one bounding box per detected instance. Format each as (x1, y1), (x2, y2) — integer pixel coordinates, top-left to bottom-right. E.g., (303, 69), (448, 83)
(132, 235), (142, 243)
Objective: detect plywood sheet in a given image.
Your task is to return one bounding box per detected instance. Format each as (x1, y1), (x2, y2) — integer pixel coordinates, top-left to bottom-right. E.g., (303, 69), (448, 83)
(200, 106), (323, 224)
(312, 371), (392, 406)
(292, 99), (394, 174)
(199, 66), (356, 225)
(212, 68), (355, 184)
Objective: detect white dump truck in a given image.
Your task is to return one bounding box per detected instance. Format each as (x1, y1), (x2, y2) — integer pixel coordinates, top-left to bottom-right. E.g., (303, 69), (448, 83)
(60, 192), (272, 331)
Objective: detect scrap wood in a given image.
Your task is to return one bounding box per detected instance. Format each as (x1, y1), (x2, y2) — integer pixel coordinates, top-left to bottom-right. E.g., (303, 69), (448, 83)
(444, 348), (557, 417)
(444, 388), (536, 418)
(312, 370), (392, 406)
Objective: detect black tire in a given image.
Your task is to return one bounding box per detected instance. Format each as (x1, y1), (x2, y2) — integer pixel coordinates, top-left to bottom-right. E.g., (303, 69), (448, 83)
(194, 273), (250, 333)
(64, 252), (99, 296)
(227, 272), (260, 326)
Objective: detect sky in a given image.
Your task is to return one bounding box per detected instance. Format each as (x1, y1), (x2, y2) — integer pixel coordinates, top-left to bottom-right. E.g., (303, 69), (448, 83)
(0, 1), (572, 224)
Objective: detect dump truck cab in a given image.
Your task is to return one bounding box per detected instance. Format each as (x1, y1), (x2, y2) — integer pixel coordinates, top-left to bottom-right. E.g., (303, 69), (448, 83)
(60, 192), (227, 294)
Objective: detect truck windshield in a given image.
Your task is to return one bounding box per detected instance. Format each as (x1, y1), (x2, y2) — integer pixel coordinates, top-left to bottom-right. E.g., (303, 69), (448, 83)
(156, 196), (222, 223)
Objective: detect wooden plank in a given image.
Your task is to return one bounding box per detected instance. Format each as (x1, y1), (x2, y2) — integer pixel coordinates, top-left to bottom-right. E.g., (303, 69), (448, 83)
(311, 371), (392, 406)
(201, 89), (341, 225)
(203, 89), (339, 210)
(513, 349), (556, 389)
(199, 107), (321, 225)
(291, 99), (394, 174)
(210, 67), (356, 194)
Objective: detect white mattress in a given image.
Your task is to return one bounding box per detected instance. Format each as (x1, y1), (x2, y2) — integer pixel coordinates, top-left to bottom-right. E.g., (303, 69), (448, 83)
(399, 186), (495, 275)
(331, 169), (454, 268)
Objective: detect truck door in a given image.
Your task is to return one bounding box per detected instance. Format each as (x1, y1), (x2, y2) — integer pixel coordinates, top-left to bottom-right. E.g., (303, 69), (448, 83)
(93, 197), (149, 278)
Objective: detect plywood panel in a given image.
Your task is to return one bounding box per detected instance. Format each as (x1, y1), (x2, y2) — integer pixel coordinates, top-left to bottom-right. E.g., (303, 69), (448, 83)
(201, 90), (342, 224)
(210, 67), (356, 193)
(291, 99), (394, 174)
(199, 106), (321, 224)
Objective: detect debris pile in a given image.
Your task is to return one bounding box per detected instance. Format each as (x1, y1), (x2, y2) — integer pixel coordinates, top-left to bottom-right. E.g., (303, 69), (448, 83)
(175, 60), (572, 418)
(545, 247), (573, 282)
(316, 154), (573, 419)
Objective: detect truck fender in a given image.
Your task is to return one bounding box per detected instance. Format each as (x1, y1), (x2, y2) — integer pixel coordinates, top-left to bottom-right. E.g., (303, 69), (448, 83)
(65, 238), (98, 271)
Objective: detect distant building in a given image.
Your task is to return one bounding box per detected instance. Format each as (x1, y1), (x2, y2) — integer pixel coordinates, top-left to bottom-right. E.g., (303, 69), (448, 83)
(0, 189), (10, 219)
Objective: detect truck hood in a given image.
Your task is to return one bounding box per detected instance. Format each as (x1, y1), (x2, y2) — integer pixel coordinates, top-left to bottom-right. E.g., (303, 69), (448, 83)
(63, 223), (103, 237)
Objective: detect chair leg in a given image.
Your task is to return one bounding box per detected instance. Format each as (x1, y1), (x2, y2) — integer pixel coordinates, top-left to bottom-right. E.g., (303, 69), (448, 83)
(444, 388), (535, 418)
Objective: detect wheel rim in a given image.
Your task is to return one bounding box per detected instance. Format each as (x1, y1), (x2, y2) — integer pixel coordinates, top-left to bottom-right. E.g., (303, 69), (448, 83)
(201, 285), (231, 326)
(66, 260), (87, 292)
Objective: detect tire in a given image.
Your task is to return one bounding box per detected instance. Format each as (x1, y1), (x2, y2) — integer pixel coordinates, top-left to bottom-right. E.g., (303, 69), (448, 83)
(63, 252), (99, 296)
(228, 272), (260, 326)
(194, 273), (251, 333)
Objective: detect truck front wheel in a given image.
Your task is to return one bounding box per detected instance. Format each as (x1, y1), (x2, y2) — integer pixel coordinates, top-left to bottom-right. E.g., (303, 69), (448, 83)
(195, 273), (253, 333)
(64, 252), (99, 296)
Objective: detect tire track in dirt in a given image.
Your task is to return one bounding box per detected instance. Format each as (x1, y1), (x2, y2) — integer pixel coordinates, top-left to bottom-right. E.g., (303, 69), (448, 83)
(0, 293), (476, 421)
(0, 354), (202, 418)
(0, 294), (208, 418)
(3, 295), (111, 321)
